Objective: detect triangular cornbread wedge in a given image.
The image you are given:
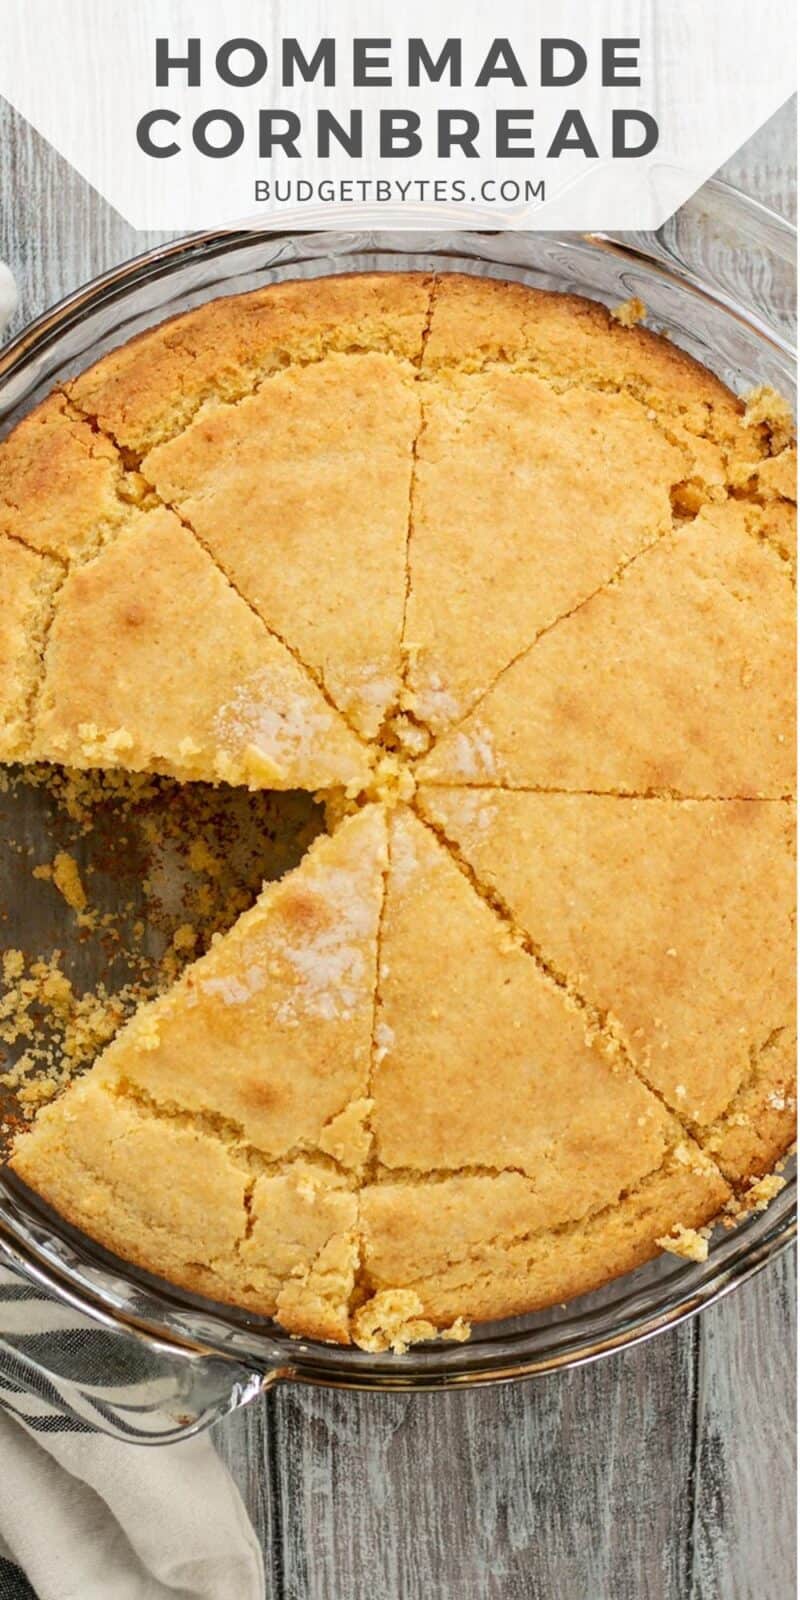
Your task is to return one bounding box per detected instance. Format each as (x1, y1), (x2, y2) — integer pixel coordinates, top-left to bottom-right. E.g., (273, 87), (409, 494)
(404, 368), (685, 731)
(0, 393), (132, 563)
(69, 273), (433, 456)
(0, 536), (61, 760)
(145, 354), (420, 738)
(371, 809), (687, 1221)
(419, 502), (795, 796)
(10, 807), (388, 1334)
(32, 508), (371, 791)
(419, 788), (796, 1182)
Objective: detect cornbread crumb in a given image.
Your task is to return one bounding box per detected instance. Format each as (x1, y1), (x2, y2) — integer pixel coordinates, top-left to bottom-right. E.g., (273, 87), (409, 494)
(382, 711), (433, 759)
(1, 949), (136, 1116)
(743, 384), (795, 452)
(239, 744), (288, 788)
(726, 1172), (787, 1219)
(656, 1224), (709, 1263)
(318, 1097), (374, 1169)
(77, 724), (135, 763)
(34, 851), (88, 914)
(613, 297), (647, 328)
(129, 1012), (161, 1053)
(275, 1230), (360, 1343)
(187, 839), (223, 877)
(351, 1289), (437, 1353)
(369, 752), (416, 805)
(440, 1317), (472, 1344)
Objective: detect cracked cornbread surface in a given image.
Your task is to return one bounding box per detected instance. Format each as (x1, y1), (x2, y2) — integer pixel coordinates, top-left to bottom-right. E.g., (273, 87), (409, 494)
(1, 271), (795, 1350)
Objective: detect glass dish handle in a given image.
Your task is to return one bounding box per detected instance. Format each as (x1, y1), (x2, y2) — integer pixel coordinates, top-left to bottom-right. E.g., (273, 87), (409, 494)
(0, 1235), (271, 1443)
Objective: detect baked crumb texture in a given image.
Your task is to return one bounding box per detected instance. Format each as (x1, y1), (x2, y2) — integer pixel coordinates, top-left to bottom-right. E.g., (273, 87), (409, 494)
(1, 272), (795, 1352)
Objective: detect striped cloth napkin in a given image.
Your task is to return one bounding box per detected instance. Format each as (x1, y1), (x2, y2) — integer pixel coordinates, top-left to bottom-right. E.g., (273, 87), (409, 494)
(0, 1268), (265, 1599)
(0, 272), (265, 1600)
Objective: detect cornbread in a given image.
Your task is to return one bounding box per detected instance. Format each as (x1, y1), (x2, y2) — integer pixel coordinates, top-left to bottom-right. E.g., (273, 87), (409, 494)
(0, 536), (61, 761)
(32, 508), (370, 790)
(145, 354), (421, 738)
(418, 502), (795, 796)
(1, 271), (795, 1349)
(417, 790), (795, 1178)
(405, 368), (686, 731)
(0, 392), (136, 563)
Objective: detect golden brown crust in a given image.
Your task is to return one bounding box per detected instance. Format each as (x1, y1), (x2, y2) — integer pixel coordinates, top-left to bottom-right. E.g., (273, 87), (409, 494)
(2, 269), (795, 1347)
(372, 810), (677, 1220)
(11, 1079), (358, 1336)
(424, 274), (751, 433)
(359, 1147), (729, 1326)
(751, 495), (797, 572)
(703, 1027), (797, 1185)
(68, 272), (434, 456)
(145, 353), (421, 738)
(74, 808), (386, 1162)
(10, 808), (386, 1338)
(405, 368), (685, 730)
(418, 789), (796, 1139)
(0, 393), (131, 562)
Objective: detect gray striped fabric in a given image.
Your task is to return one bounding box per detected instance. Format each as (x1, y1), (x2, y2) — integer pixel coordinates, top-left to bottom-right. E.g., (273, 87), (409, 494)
(0, 1268), (264, 1600)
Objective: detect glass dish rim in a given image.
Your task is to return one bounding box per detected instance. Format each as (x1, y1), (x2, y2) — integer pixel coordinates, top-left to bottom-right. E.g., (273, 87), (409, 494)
(0, 179), (795, 1394)
(0, 175), (795, 385)
(0, 1170), (795, 1392)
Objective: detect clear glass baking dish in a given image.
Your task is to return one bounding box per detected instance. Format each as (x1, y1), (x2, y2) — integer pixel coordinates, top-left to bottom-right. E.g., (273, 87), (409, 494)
(0, 179), (795, 1441)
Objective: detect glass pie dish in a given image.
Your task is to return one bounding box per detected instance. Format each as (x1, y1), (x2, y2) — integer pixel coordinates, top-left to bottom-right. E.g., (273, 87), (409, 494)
(0, 179), (795, 1441)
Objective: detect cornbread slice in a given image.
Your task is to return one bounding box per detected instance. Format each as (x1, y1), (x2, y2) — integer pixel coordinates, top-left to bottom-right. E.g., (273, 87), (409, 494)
(404, 368), (684, 731)
(32, 508), (370, 790)
(358, 1147), (729, 1329)
(419, 789), (796, 1174)
(68, 273), (433, 456)
(0, 393), (132, 563)
(419, 502), (795, 796)
(423, 275), (770, 479)
(11, 1079), (358, 1335)
(0, 537), (61, 760)
(371, 809), (678, 1219)
(145, 354), (420, 737)
(16, 807), (386, 1162)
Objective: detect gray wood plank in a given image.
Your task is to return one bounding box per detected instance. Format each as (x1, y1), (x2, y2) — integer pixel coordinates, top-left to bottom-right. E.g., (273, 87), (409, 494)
(0, 97), (168, 337)
(718, 96), (797, 221)
(690, 1251), (797, 1600)
(214, 1401), (283, 1598)
(0, 86), (795, 1600)
(251, 1327), (698, 1600)
(215, 1262), (796, 1600)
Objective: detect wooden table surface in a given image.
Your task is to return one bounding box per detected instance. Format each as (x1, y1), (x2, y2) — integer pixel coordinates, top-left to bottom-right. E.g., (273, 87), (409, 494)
(0, 93), (796, 1600)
